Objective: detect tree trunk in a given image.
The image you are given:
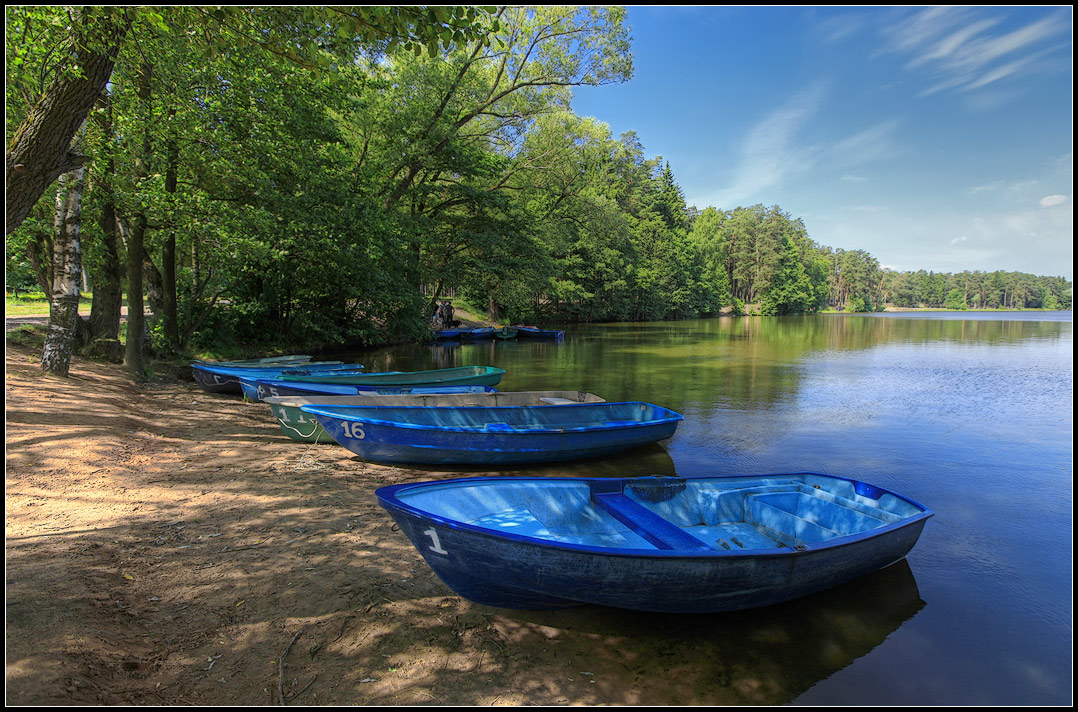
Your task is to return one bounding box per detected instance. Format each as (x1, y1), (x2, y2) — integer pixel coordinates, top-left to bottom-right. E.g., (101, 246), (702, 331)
(88, 200), (124, 340)
(25, 227), (52, 296)
(125, 63), (152, 378)
(161, 134), (180, 350)
(88, 93), (123, 341)
(6, 8), (129, 234)
(41, 161), (85, 377)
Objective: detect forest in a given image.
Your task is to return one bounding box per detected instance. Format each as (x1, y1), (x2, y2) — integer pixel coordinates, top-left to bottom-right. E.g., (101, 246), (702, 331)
(6, 6), (1072, 376)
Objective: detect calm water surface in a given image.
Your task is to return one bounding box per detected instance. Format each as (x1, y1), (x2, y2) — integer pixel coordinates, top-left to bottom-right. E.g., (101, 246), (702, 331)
(339, 311), (1072, 705)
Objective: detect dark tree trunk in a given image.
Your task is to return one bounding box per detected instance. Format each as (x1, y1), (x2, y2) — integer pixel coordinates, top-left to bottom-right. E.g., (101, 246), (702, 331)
(125, 63), (151, 378)
(88, 93), (123, 340)
(161, 133), (180, 351)
(6, 8), (129, 234)
(88, 198), (124, 340)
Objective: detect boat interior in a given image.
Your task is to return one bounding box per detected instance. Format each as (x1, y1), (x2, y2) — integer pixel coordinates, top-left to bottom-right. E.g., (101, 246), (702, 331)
(396, 474), (926, 552)
(303, 402), (678, 429)
(264, 391), (605, 409)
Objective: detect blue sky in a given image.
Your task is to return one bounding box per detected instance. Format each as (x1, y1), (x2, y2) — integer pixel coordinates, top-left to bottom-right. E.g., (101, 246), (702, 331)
(571, 6), (1073, 280)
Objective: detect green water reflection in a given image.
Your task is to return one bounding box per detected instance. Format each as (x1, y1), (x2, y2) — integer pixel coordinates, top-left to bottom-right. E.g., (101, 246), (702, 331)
(335, 312), (1071, 705)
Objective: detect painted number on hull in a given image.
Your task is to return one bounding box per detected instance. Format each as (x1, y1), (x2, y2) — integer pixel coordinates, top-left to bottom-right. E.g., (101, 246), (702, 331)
(424, 528), (448, 555)
(342, 422), (366, 439)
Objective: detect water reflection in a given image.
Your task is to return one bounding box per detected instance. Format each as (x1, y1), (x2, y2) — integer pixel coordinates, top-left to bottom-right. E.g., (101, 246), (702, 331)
(329, 314), (1071, 415)
(331, 311), (1071, 704)
(364, 441), (679, 479)
(500, 559), (925, 706)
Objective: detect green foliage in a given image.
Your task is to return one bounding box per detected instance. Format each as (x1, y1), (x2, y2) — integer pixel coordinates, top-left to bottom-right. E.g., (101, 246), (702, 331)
(846, 296), (869, 313)
(945, 288), (967, 310)
(6, 4), (1071, 361)
(760, 236), (815, 316)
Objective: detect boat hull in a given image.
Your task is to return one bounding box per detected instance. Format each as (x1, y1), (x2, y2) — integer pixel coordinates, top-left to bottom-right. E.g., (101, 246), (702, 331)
(191, 361), (356, 395)
(303, 402), (682, 464)
(251, 379), (496, 401)
(266, 391), (605, 443)
(513, 325), (565, 340)
(280, 365), (505, 388)
(376, 474), (933, 613)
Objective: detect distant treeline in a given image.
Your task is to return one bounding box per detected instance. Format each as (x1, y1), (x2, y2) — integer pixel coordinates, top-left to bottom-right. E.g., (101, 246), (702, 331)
(6, 7), (1071, 360)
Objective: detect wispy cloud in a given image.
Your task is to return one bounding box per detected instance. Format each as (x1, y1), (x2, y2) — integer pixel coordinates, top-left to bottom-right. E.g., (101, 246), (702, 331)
(968, 180), (1005, 195)
(875, 7), (1070, 98)
(1040, 194), (1068, 207)
(696, 83), (825, 207)
(693, 86), (905, 209)
(830, 119), (903, 166)
(950, 236), (968, 245)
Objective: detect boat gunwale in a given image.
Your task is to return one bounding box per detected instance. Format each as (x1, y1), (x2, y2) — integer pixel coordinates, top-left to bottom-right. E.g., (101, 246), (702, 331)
(263, 390), (604, 408)
(251, 379), (498, 396)
(375, 473), (934, 559)
(279, 364), (503, 379)
(300, 401), (685, 434)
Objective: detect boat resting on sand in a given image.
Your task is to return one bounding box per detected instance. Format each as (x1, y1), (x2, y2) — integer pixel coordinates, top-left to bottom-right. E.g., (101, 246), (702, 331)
(375, 472), (933, 613)
(193, 354), (312, 366)
(300, 401), (682, 464)
(239, 371), (392, 402)
(265, 391), (606, 443)
(279, 365), (505, 389)
(191, 361), (358, 395)
(249, 379), (495, 401)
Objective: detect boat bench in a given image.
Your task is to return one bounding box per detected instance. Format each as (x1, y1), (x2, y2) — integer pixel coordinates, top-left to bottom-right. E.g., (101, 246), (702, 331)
(591, 492), (713, 551)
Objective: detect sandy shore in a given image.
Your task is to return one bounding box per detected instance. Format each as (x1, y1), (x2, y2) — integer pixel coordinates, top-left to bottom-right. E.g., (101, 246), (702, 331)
(5, 336), (737, 706)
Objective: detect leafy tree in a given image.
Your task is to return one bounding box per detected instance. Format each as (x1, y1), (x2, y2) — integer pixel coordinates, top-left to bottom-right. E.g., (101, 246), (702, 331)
(945, 287), (967, 310)
(760, 235), (815, 315)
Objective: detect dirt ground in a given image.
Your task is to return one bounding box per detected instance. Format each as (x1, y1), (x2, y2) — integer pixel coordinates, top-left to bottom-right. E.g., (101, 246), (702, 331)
(7, 337), (732, 706)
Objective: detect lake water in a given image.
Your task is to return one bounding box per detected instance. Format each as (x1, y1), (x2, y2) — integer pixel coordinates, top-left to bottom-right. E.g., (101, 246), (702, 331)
(341, 311), (1073, 705)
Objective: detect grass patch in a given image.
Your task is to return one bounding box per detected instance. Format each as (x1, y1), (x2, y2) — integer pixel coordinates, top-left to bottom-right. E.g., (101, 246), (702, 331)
(6, 292), (94, 316)
(6, 323), (47, 350)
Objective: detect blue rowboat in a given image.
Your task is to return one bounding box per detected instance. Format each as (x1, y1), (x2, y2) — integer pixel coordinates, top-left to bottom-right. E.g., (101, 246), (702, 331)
(459, 327), (496, 341)
(512, 325), (565, 340)
(299, 401), (683, 464)
(193, 354), (312, 366)
(265, 391), (605, 443)
(250, 378), (495, 401)
(237, 370), (369, 401)
(280, 365), (506, 388)
(375, 472), (933, 613)
(191, 361), (359, 395)
(432, 329), (465, 341)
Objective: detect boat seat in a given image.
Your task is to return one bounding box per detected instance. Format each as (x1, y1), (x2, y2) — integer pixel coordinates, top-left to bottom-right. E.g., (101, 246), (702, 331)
(591, 492), (713, 551)
(539, 397), (576, 405)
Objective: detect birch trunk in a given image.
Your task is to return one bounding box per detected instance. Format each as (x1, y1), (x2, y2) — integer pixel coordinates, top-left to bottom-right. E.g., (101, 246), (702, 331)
(41, 163), (85, 376)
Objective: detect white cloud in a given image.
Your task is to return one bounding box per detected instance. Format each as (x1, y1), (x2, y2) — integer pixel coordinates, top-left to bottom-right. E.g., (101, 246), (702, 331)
(968, 180), (1004, 194)
(830, 119), (904, 166)
(810, 203), (1072, 278)
(692, 88), (904, 209)
(1039, 194), (1068, 207)
(694, 84), (826, 208)
(875, 8), (1071, 99)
